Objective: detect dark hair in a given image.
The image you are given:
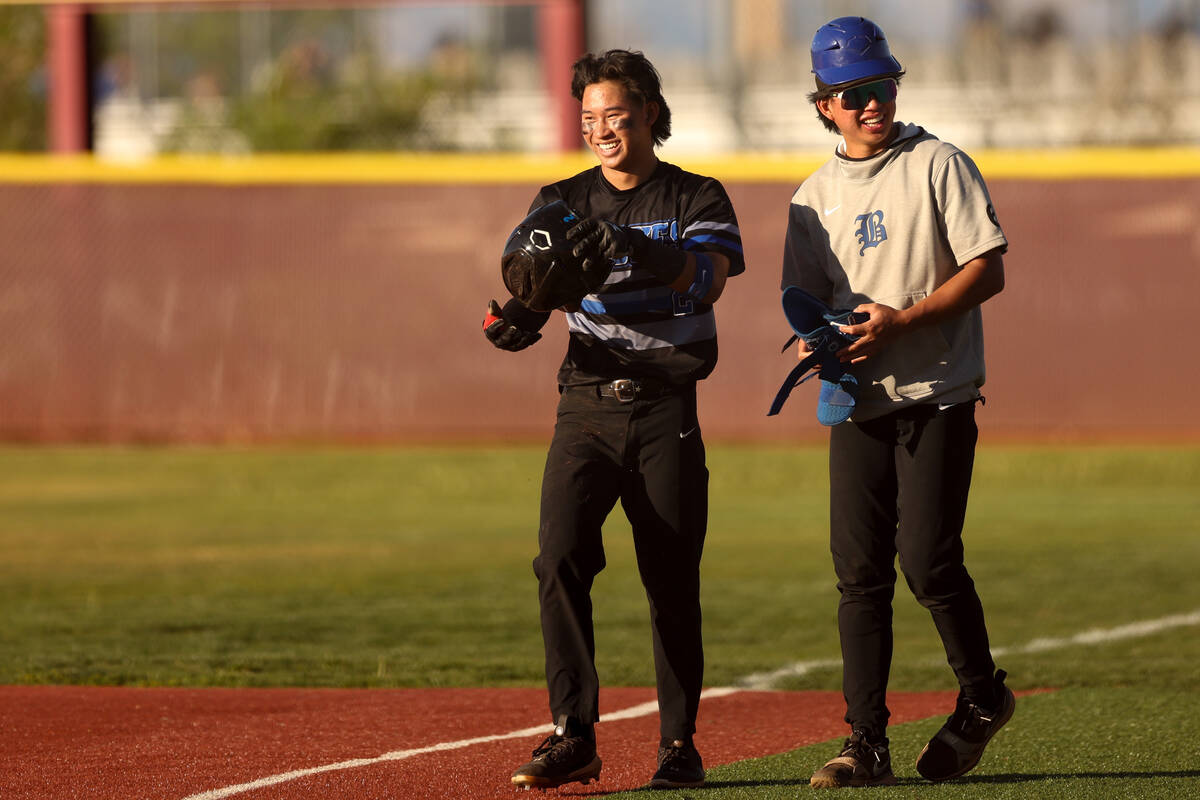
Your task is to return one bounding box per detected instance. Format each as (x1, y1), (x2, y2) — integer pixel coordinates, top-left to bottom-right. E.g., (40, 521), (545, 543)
(808, 73), (904, 133)
(571, 49), (672, 146)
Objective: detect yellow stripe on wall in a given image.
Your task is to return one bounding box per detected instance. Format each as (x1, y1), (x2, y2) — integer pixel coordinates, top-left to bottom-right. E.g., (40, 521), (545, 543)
(973, 148), (1200, 179)
(1, 149), (1198, 184)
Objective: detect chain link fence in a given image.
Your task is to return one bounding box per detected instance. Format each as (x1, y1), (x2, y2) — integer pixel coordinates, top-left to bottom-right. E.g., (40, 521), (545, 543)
(4, 2), (1199, 155)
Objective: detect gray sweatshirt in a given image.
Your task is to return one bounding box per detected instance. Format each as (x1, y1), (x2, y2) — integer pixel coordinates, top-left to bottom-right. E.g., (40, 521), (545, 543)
(782, 122), (1008, 421)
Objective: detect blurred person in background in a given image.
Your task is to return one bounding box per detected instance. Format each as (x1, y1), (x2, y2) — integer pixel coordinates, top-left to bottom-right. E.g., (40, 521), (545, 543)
(780, 16), (1013, 789)
(482, 48), (744, 791)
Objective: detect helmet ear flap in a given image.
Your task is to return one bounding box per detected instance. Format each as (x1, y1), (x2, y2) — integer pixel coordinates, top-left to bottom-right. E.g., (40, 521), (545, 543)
(500, 200), (592, 312)
(502, 250), (571, 312)
(501, 250), (537, 304)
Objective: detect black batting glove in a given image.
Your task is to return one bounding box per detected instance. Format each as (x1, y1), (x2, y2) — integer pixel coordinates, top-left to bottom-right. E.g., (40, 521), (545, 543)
(566, 218), (630, 276)
(483, 299), (542, 352)
(567, 217), (686, 288)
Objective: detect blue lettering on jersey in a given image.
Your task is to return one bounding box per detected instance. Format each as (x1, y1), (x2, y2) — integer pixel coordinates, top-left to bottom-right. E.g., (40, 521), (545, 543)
(630, 219), (678, 242)
(854, 210), (887, 256)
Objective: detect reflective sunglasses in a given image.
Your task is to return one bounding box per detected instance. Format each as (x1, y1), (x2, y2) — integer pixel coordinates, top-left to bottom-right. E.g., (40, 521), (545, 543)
(831, 78), (898, 110)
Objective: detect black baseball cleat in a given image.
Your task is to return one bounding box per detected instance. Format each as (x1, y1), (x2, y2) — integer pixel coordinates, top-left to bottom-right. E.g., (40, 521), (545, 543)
(810, 729), (897, 788)
(917, 669), (1016, 782)
(510, 733), (601, 790)
(648, 738), (705, 789)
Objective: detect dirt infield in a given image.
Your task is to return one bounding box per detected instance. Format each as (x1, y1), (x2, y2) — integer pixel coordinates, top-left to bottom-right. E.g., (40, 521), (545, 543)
(0, 685), (971, 799)
(0, 177), (1196, 443)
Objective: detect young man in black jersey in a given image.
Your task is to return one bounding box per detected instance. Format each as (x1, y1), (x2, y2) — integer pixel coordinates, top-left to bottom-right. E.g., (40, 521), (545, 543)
(482, 49), (744, 791)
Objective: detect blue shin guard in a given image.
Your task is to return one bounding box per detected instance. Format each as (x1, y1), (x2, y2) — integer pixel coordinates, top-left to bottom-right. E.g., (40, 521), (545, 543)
(768, 287), (865, 425)
(816, 372), (858, 426)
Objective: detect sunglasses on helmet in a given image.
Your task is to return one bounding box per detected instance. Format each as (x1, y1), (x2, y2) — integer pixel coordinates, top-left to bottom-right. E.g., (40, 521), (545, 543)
(831, 78), (898, 110)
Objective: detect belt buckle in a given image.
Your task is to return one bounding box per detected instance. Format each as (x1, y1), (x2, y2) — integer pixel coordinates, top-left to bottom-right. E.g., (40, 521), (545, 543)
(611, 379), (638, 403)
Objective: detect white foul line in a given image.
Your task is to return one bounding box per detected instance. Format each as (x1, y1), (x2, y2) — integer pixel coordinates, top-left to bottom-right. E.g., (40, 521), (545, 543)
(180, 689), (739, 800)
(990, 608), (1200, 656)
(735, 658), (844, 691)
(737, 608), (1200, 690)
(178, 609), (1200, 800)
(177, 726), (550, 800)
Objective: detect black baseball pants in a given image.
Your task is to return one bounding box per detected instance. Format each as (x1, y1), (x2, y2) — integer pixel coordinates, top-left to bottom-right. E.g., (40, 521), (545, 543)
(828, 401), (997, 735)
(533, 383), (707, 740)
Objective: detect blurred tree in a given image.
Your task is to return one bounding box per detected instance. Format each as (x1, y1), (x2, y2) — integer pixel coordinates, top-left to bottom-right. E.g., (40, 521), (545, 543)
(0, 6), (47, 151)
(223, 46), (436, 151)
(91, 7), (446, 153)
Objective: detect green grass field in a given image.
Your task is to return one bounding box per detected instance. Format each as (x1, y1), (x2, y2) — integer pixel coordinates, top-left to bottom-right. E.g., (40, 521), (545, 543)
(1, 444), (1198, 797)
(628, 687), (1200, 799)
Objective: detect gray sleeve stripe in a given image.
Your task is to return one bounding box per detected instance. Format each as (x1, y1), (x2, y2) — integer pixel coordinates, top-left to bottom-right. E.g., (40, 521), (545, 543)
(684, 221), (740, 236)
(566, 312), (717, 349)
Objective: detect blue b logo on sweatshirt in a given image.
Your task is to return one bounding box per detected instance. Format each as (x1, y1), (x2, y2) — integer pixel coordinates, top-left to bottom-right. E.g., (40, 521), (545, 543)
(855, 210), (887, 255)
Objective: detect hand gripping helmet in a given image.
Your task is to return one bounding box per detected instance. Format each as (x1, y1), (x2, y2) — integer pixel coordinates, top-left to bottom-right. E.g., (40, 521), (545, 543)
(810, 16), (903, 87)
(501, 200), (603, 312)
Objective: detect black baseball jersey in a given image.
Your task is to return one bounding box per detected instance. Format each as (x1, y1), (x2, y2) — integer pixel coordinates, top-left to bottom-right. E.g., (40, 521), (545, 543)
(529, 161), (745, 386)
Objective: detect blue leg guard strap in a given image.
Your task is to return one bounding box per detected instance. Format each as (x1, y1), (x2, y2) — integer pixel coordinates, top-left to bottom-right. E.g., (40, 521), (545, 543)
(768, 353), (822, 416)
(769, 287), (865, 423)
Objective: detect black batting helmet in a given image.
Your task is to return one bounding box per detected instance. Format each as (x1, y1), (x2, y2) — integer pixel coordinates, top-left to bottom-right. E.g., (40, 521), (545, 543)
(501, 200), (601, 312)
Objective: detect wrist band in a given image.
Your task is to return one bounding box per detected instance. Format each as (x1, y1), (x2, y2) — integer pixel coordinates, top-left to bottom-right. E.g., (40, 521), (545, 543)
(685, 253), (714, 302)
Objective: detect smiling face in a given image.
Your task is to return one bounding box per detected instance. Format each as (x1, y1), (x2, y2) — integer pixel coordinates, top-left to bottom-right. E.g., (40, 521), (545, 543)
(817, 85), (898, 159)
(580, 80), (659, 189)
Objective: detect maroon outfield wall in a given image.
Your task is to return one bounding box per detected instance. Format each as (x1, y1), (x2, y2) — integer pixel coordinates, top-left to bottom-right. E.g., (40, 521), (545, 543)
(0, 177), (1196, 443)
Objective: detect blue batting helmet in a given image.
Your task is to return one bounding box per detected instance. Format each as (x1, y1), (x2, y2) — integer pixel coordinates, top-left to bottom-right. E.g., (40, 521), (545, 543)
(811, 16), (903, 86)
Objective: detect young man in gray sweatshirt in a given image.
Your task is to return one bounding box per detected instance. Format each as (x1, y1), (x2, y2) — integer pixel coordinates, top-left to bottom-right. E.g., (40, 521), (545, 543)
(781, 16), (1014, 789)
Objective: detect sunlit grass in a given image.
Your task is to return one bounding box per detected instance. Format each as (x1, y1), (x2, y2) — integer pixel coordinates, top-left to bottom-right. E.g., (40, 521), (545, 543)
(0, 445), (1196, 693)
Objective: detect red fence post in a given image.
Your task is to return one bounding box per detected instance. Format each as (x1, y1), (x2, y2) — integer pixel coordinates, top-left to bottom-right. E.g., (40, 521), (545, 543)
(46, 3), (90, 153)
(538, 0), (585, 153)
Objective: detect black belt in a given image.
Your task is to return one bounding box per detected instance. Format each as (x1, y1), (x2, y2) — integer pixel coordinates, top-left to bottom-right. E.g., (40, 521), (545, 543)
(594, 379), (681, 403)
